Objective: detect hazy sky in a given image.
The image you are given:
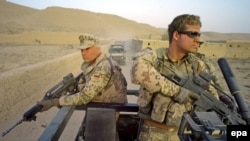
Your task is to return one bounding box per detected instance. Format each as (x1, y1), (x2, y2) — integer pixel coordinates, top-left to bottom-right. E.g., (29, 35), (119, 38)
(7, 0), (250, 33)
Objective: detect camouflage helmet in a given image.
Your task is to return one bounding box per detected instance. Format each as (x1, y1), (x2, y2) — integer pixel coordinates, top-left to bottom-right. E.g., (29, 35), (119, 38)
(78, 34), (99, 49)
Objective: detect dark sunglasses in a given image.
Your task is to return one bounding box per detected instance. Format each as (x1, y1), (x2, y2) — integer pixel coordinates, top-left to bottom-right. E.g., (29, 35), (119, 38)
(178, 31), (201, 38)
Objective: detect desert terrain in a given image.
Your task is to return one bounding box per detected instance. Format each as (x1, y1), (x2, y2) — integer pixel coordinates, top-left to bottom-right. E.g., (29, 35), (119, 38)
(0, 43), (140, 141)
(0, 41), (250, 141)
(1, 0), (250, 141)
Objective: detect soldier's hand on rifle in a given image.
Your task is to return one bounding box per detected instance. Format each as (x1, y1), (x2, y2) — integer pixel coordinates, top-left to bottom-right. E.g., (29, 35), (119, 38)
(174, 88), (200, 104)
(219, 94), (234, 110)
(37, 99), (60, 112)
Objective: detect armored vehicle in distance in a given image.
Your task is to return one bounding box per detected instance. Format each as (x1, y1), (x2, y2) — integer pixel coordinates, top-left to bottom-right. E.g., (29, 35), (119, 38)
(109, 41), (126, 65)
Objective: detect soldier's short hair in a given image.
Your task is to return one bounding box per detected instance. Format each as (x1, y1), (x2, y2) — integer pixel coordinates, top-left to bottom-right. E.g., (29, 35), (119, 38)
(168, 14), (202, 42)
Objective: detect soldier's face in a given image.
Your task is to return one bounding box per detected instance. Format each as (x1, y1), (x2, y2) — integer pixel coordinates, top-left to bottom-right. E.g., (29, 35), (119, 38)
(176, 25), (201, 53)
(81, 45), (101, 62)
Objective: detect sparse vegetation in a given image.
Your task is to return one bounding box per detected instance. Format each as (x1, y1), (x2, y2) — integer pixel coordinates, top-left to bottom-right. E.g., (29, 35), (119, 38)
(161, 31), (169, 40)
(33, 39), (41, 45)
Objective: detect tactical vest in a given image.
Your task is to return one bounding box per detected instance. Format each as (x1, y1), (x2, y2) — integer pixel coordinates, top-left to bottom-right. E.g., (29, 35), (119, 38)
(138, 47), (216, 126)
(155, 47), (195, 126)
(79, 56), (128, 104)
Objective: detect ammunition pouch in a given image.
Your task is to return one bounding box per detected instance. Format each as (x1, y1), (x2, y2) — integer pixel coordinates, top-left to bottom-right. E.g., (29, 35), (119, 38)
(165, 102), (187, 126)
(138, 91), (190, 126)
(151, 94), (189, 126)
(151, 94), (172, 122)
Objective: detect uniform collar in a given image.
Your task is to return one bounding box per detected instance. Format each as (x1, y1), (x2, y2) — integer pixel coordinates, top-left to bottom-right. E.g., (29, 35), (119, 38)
(165, 48), (191, 65)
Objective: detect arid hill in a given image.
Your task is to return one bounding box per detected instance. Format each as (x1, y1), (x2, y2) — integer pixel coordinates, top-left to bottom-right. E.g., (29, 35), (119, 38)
(0, 1), (250, 141)
(1, 0), (250, 41)
(0, 1), (163, 39)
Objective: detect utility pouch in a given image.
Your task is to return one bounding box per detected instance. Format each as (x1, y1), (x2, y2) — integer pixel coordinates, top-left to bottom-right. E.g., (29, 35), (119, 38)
(137, 87), (153, 107)
(151, 94), (172, 122)
(165, 102), (187, 126)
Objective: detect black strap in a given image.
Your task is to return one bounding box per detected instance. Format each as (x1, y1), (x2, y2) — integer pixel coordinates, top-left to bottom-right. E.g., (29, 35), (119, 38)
(104, 57), (115, 89)
(107, 56), (115, 74)
(107, 57), (127, 87)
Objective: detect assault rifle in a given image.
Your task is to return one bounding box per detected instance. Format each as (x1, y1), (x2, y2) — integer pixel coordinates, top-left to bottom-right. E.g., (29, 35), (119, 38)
(0, 73), (83, 137)
(158, 57), (250, 140)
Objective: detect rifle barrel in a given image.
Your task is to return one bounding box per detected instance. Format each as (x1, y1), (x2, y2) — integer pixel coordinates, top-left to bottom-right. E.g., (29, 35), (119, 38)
(1, 119), (23, 137)
(23, 104), (43, 121)
(218, 58), (250, 124)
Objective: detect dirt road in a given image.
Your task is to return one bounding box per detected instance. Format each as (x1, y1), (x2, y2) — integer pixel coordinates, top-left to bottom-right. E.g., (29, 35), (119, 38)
(0, 43), (250, 141)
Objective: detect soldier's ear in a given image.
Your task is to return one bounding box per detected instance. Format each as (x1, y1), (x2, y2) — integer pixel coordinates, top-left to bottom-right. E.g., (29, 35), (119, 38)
(173, 31), (179, 40)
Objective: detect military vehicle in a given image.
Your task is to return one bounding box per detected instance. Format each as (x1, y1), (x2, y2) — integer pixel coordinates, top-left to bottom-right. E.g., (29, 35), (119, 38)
(1, 58), (250, 141)
(109, 41), (126, 65)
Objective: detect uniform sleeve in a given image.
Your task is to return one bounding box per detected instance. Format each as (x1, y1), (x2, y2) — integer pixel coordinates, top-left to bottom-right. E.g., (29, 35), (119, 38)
(131, 50), (180, 97)
(59, 65), (111, 105)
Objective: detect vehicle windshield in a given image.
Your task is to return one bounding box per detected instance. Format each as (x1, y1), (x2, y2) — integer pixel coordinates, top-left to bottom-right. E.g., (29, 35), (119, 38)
(110, 46), (124, 53)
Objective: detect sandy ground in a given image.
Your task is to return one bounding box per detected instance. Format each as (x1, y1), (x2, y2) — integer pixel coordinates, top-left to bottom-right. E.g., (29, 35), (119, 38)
(0, 44), (250, 141)
(0, 45), (79, 73)
(0, 44), (139, 141)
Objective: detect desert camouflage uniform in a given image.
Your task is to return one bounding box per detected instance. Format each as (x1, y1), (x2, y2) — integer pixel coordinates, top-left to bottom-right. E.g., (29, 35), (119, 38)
(131, 47), (220, 141)
(59, 53), (128, 105)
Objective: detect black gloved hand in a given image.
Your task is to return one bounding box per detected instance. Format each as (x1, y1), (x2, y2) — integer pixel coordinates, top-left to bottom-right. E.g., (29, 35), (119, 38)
(37, 99), (60, 112)
(219, 95), (234, 110)
(174, 88), (200, 104)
